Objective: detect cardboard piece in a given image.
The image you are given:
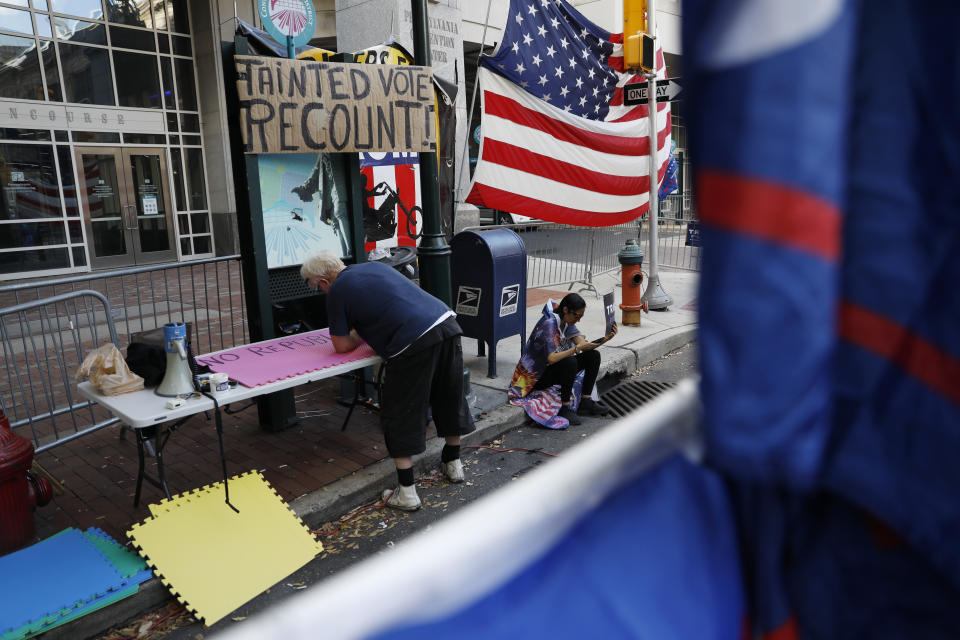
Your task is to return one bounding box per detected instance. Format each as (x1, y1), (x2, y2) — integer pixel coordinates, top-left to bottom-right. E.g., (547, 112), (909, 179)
(235, 56), (436, 154)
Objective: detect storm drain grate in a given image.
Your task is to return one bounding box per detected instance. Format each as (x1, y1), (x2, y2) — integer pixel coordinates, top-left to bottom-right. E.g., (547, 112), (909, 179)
(600, 380), (676, 417)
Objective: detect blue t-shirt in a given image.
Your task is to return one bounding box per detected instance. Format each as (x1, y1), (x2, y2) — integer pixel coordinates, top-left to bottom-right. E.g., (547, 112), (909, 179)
(326, 262), (451, 358)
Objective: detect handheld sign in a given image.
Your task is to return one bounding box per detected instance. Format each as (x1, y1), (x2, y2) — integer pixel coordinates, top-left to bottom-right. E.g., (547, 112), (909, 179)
(603, 291), (616, 335)
(235, 56), (436, 154)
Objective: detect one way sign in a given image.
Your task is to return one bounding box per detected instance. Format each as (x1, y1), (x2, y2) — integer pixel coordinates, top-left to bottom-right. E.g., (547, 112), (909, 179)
(623, 78), (683, 106)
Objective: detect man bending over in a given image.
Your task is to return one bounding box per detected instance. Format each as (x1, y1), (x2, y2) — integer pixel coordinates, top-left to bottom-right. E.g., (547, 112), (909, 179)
(301, 251), (474, 510)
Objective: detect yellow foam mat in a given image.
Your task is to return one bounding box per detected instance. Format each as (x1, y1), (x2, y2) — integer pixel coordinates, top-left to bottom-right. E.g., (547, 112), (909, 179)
(128, 471), (322, 626)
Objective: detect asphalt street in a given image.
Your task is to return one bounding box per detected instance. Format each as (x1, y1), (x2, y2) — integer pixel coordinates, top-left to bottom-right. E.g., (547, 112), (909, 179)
(97, 342), (698, 640)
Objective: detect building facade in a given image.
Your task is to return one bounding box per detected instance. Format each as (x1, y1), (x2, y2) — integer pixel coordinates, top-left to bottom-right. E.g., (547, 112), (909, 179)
(0, 0), (682, 281)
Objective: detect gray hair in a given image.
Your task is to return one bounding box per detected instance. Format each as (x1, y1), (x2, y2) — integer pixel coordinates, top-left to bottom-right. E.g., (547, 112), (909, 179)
(300, 251), (345, 281)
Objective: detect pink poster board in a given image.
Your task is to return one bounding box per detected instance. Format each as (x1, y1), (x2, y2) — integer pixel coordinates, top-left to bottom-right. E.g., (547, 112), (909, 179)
(195, 329), (376, 388)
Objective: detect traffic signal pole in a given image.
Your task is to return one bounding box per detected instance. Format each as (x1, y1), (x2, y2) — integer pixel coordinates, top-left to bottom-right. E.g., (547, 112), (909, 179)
(639, 0), (672, 310)
(410, 0), (453, 307)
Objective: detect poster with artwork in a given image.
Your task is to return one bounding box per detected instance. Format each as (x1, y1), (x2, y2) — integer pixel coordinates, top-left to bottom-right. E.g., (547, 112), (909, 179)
(358, 152), (422, 254)
(258, 153), (349, 268)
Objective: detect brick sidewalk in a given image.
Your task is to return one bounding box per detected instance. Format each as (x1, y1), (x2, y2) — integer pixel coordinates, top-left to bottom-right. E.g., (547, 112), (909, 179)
(30, 376), (392, 544)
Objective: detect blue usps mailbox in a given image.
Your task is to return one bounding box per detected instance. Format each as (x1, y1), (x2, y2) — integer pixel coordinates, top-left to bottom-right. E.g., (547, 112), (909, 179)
(451, 229), (527, 378)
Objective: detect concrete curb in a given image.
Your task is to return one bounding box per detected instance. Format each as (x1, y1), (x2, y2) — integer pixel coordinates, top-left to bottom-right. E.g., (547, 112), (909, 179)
(50, 327), (695, 640)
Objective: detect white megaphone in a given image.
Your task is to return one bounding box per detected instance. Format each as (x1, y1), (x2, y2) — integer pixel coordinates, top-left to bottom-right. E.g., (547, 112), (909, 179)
(155, 322), (195, 397)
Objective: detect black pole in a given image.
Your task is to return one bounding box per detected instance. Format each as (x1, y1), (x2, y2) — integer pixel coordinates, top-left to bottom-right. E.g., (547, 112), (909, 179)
(410, 0), (452, 306)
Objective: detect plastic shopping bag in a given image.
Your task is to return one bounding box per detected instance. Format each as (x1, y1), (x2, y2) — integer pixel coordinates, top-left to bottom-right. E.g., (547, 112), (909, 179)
(76, 343), (145, 396)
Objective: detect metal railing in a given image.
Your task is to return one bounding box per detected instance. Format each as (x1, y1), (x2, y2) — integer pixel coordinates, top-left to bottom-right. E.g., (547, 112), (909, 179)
(0, 290), (123, 452)
(645, 194), (702, 272)
(466, 212), (700, 297)
(0, 256), (249, 451)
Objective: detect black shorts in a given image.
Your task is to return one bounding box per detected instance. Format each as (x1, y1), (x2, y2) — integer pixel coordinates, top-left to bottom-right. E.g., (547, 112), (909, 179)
(380, 322), (475, 458)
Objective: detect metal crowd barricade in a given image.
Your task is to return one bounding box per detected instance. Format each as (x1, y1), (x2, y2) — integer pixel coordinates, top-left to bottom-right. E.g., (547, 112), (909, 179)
(642, 194), (702, 272)
(464, 219), (699, 297)
(0, 290), (123, 452)
(0, 256), (249, 451)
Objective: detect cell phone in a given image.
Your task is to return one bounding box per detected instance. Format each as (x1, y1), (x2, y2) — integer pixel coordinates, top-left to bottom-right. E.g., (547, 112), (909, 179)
(591, 337), (605, 344)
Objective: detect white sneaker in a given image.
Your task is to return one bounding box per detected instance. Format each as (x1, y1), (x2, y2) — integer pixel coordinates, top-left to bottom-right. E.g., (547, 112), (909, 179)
(443, 459), (465, 483)
(381, 485), (421, 511)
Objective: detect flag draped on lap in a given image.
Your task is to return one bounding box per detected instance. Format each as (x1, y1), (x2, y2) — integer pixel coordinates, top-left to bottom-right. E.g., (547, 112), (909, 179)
(466, 0), (672, 226)
(687, 0), (960, 636)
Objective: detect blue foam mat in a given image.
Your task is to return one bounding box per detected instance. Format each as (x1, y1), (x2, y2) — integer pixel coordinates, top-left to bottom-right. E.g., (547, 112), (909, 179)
(0, 528), (129, 635)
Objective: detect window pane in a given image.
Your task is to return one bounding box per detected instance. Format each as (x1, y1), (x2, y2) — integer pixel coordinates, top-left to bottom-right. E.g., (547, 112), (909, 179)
(36, 15), (53, 38)
(180, 112), (198, 132)
(169, 0), (188, 33)
(106, 0), (151, 28)
(59, 43), (115, 105)
(113, 50), (160, 108)
(109, 25), (154, 51)
(174, 57), (196, 110)
(177, 212), (188, 234)
(57, 145), (78, 217)
(179, 237), (189, 255)
(40, 40), (62, 101)
(159, 55), (174, 108)
(190, 212), (208, 233)
(71, 131), (121, 143)
(166, 112), (177, 131)
(185, 148), (205, 210)
(0, 7), (35, 35)
(170, 147), (185, 210)
(193, 235), (210, 254)
(0, 247), (69, 272)
(72, 245), (86, 266)
(4, 0), (29, 7)
(54, 130), (68, 141)
(152, 0), (166, 30)
(0, 128), (51, 141)
(33, 0), (48, 9)
(124, 132), (165, 144)
(50, 0), (103, 20)
(0, 34), (44, 101)
(0, 143), (61, 220)
(157, 33), (169, 53)
(181, 134), (200, 146)
(68, 219), (83, 242)
(52, 18), (107, 45)
(172, 35), (190, 56)
(0, 221), (67, 249)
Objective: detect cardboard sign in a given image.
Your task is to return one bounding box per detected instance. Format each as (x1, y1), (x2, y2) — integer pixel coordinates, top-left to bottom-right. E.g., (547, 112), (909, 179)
(235, 56), (436, 154)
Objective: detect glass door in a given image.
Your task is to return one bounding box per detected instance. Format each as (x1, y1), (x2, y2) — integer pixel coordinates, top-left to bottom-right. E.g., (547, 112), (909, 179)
(75, 147), (177, 269)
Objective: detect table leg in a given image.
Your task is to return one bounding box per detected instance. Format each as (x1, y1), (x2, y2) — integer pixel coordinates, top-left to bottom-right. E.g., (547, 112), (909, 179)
(153, 426), (172, 500)
(134, 429), (146, 507)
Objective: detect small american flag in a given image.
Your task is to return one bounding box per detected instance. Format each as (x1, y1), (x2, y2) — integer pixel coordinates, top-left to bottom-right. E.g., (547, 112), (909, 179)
(466, 0), (672, 226)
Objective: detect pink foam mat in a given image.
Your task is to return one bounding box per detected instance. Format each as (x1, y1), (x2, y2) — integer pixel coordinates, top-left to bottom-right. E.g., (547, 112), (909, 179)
(195, 328), (376, 388)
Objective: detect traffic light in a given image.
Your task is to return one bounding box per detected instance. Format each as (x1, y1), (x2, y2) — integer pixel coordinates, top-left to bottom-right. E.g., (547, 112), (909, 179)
(624, 33), (655, 72)
(623, 0), (647, 37)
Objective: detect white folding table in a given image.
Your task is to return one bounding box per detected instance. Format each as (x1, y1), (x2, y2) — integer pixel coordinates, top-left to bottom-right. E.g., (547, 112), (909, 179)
(78, 350), (380, 506)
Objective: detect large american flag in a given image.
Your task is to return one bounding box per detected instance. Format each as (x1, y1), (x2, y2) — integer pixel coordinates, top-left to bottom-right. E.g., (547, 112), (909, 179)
(465, 0), (673, 226)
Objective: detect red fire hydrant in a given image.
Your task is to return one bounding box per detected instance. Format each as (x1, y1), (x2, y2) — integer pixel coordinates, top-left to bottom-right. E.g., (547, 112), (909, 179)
(0, 410), (53, 554)
(618, 239), (649, 326)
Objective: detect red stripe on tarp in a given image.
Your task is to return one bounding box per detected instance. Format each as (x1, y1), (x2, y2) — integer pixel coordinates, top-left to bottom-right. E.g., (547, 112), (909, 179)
(466, 182), (648, 226)
(697, 171), (841, 261)
(839, 301), (960, 408)
(761, 616), (800, 640)
(484, 91), (647, 156)
(481, 138), (650, 196)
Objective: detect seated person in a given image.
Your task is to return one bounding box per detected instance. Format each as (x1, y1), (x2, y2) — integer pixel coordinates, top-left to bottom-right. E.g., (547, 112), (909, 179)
(508, 293), (617, 428)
